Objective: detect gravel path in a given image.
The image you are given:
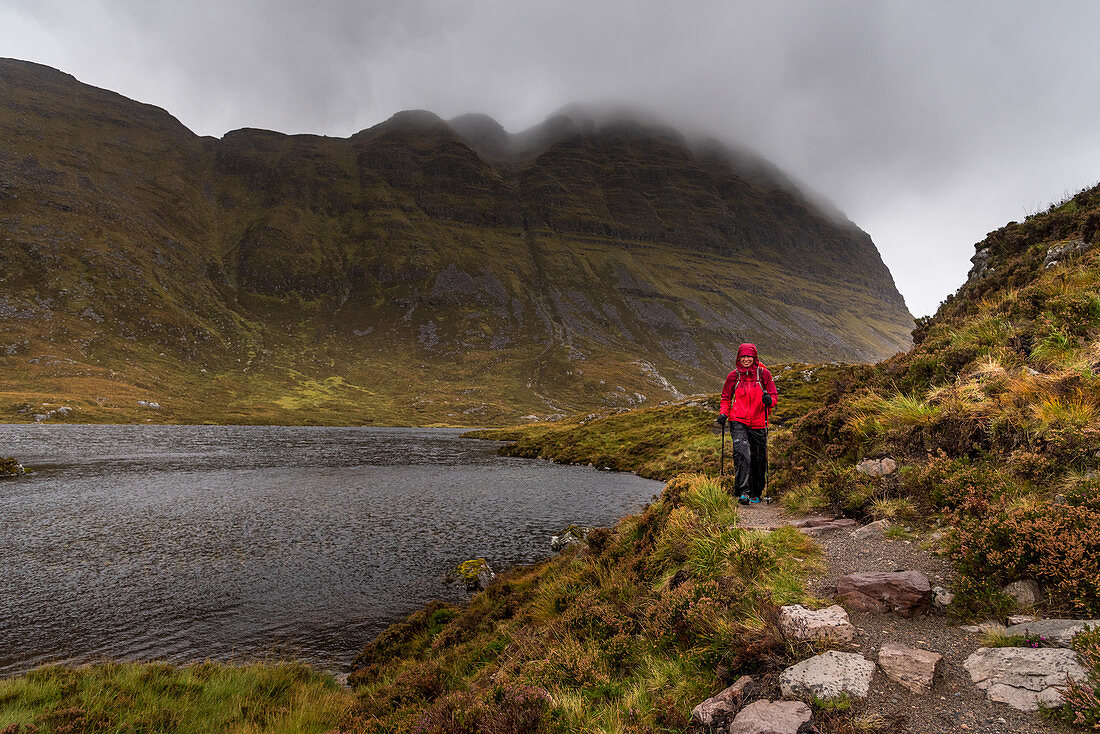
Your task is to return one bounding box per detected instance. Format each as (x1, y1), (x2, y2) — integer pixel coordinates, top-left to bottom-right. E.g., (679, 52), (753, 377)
(736, 503), (1066, 734)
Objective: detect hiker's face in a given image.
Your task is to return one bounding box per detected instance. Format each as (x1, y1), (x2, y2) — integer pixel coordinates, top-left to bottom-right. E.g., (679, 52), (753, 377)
(739, 355), (753, 368)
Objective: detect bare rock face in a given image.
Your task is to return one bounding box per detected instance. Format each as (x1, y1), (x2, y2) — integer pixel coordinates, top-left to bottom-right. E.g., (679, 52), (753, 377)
(856, 458), (898, 477)
(778, 604), (855, 643)
(878, 642), (942, 694)
(780, 650), (875, 702)
(729, 699), (813, 734)
(837, 570), (931, 617)
(964, 647), (1087, 711)
(1005, 618), (1100, 648)
(691, 675), (753, 729)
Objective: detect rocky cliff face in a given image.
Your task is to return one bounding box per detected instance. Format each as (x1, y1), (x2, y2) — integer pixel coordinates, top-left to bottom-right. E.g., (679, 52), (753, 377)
(0, 58), (913, 424)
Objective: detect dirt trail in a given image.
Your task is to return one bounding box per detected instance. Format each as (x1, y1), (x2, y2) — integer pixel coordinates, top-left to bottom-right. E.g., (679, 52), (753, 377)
(737, 502), (1063, 734)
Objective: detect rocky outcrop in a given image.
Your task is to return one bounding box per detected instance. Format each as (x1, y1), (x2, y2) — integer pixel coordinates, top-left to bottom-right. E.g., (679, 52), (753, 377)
(964, 647), (1087, 711)
(878, 642), (941, 694)
(780, 650), (875, 702)
(778, 604), (855, 643)
(729, 700), (812, 734)
(837, 570), (931, 617)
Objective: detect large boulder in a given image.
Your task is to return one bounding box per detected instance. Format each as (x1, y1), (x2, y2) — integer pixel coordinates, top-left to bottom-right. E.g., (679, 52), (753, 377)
(837, 570), (931, 617)
(1005, 619), (1100, 648)
(964, 647), (1087, 711)
(780, 650), (875, 702)
(729, 700), (812, 734)
(691, 675), (753, 729)
(878, 642), (942, 694)
(778, 604), (855, 643)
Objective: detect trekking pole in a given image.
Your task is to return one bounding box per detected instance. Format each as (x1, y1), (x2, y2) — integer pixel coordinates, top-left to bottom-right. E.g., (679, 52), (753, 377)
(762, 405), (771, 502)
(719, 421), (726, 476)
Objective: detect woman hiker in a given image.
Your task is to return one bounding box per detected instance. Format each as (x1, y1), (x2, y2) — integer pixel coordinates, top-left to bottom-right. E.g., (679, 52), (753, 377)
(716, 343), (778, 505)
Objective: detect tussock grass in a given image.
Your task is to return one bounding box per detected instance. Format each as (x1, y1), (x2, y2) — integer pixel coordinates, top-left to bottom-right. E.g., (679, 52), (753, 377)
(0, 662), (357, 734)
(1031, 394), (1098, 431)
(781, 483), (828, 516)
(340, 473), (819, 732)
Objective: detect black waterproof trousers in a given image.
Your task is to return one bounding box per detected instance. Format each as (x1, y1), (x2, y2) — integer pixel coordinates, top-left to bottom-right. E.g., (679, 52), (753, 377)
(729, 421), (768, 498)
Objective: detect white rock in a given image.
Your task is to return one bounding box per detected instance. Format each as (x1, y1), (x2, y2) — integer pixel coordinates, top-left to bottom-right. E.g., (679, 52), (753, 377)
(879, 642), (942, 694)
(964, 647), (1087, 711)
(778, 604), (855, 643)
(1007, 615), (1038, 626)
(730, 699), (812, 734)
(780, 651), (875, 702)
(933, 586), (954, 607)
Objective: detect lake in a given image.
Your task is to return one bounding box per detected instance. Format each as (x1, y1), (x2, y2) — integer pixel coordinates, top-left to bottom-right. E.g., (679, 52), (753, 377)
(0, 425), (663, 676)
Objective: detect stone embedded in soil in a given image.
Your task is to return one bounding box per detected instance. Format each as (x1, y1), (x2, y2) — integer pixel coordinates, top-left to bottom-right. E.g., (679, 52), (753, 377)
(1005, 618), (1100, 648)
(837, 570), (931, 617)
(856, 457), (898, 477)
(878, 642), (942, 694)
(851, 519), (891, 540)
(729, 699), (812, 734)
(780, 650), (875, 702)
(789, 516), (836, 528)
(778, 604), (855, 643)
(964, 647), (1087, 711)
(1007, 615), (1038, 626)
(691, 675), (753, 728)
(797, 518), (858, 536)
(933, 586), (954, 607)
(1003, 579), (1043, 608)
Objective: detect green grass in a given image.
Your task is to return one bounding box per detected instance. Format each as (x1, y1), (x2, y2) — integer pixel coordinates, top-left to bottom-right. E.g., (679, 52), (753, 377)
(0, 662), (359, 733)
(466, 363), (846, 481)
(339, 473), (820, 733)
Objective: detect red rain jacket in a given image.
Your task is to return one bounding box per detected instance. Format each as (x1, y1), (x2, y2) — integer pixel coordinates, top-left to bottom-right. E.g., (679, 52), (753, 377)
(720, 343), (778, 429)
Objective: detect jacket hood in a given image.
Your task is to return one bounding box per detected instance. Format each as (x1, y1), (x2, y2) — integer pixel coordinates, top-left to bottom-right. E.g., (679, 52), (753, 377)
(737, 343), (758, 366)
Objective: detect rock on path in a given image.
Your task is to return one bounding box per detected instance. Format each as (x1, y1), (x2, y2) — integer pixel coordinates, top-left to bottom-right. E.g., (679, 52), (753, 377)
(734, 501), (1067, 733)
(964, 647), (1088, 711)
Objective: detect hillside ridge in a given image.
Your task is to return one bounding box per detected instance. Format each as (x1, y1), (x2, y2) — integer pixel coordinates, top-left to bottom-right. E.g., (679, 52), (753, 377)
(0, 57), (912, 425)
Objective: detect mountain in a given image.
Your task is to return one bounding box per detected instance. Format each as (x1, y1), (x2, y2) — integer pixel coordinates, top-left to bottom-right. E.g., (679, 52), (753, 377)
(0, 58), (913, 425)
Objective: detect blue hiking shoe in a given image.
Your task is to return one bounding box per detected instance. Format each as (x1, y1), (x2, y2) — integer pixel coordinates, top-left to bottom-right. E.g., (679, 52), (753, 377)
(738, 494), (750, 505)
(749, 496), (761, 504)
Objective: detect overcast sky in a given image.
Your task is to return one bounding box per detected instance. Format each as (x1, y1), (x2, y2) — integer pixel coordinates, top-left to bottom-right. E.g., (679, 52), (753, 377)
(4, 0), (1099, 316)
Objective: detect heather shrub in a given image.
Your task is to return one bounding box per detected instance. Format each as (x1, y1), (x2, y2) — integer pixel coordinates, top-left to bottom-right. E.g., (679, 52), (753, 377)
(906, 454), (1005, 509)
(412, 684), (551, 734)
(1049, 626), (1100, 729)
(947, 494), (1100, 613)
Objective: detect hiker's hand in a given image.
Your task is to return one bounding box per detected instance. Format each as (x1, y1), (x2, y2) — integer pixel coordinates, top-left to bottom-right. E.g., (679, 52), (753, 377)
(716, 414), (728, 426)
(762, 392), (773, 408)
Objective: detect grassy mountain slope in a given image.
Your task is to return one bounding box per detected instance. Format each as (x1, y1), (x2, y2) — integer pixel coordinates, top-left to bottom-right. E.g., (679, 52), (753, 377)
(490, 182), (1100, 618)
(0, 58), (911, 425)
(5, 188), (1099, 734)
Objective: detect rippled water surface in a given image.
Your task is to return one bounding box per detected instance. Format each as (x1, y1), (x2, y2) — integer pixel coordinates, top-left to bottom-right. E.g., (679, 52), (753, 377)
(0, 425), (662, 676)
